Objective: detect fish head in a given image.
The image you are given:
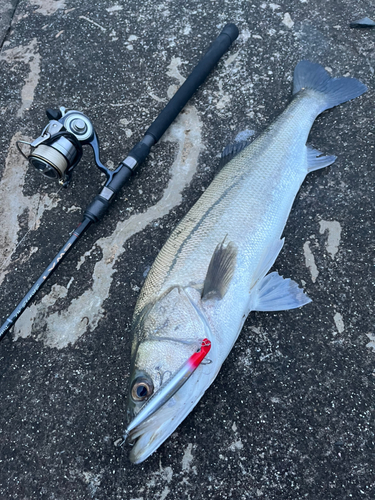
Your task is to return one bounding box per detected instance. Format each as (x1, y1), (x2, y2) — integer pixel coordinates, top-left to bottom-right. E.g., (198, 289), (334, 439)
(125, 286), (216, 463)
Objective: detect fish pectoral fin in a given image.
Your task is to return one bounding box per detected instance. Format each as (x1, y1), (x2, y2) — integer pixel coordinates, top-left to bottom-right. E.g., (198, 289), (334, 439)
(202, 239), (237, 301)
(250, 238), (285, 289)
(307, 146), (336, 173)
(250, 272), (311, 311)
(218, 140), (251, 170)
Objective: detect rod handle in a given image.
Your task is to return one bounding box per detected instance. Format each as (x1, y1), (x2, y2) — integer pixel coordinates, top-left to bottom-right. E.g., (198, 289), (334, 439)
(144, 23), (239, 144)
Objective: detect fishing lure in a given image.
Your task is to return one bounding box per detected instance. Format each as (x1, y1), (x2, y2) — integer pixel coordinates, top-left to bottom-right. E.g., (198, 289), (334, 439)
(123, 338), (211, 443)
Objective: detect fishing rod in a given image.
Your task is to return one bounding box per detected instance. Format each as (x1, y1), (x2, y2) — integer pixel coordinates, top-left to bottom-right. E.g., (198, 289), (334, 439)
(0, 23), (239, 341)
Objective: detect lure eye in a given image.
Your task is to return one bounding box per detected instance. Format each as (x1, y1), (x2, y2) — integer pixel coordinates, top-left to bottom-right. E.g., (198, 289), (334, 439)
(131, 376), (154, 402)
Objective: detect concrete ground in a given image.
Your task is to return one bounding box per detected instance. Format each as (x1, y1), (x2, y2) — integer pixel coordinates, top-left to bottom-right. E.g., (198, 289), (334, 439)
(0, 1), (374, 498)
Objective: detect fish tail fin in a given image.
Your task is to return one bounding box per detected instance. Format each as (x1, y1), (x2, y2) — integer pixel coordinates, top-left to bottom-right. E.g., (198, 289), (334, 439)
(293, 61), (367, 111)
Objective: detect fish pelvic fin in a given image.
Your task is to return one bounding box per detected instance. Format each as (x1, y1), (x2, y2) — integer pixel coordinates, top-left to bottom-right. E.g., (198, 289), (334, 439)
(293, 60), (367, 111)
(306, 146), (336, 173)
(250, 272), (312, 312)
(202, 238), (237, 301)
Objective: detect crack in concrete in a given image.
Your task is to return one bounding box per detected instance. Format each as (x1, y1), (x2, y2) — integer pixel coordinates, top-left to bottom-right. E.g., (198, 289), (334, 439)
(0, 0), (20, 51)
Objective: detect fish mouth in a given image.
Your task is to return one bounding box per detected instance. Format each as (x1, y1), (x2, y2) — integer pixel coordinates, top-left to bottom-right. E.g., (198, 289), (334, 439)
(126, 367), (216, 464)
(127, 397), (188, 464)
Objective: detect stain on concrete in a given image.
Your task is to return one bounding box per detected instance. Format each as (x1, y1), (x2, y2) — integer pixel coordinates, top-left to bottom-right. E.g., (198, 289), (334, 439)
(28, 0), (66, 16)
(319, 220), (342, 259)
(79, 15), (107, 32)
(181, 443), (194, 472)
(0, 38), (41, 116)
(303, 240), (319, 282)
(13, 98), (203, 348)
(366, 333), (375, 353)
(0, 133), (59, 286)
(282, 13), (295, 29)
(333, 311), (344, 334)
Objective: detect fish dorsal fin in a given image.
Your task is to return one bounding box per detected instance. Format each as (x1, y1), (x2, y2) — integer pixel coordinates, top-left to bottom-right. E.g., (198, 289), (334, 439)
(350, 17), (375, 28)
(250, 272), (311, 311)
(202, 239), (237, 301)
(307, 146), (336, 173)
(218, 140), (251, 170)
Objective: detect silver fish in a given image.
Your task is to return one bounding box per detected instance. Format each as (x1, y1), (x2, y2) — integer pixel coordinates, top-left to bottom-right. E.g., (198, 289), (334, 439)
(124, 61), (367, 463)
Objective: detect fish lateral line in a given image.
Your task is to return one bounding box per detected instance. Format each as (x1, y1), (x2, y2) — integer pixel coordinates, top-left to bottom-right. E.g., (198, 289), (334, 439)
(123, 338), (211, 443)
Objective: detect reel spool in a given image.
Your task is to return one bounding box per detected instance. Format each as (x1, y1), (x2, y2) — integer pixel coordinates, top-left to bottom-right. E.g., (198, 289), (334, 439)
(17, 108), (97, 187)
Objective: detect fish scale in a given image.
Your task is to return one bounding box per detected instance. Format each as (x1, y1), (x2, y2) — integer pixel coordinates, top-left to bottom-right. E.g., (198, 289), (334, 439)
(125, 61), (367, 464)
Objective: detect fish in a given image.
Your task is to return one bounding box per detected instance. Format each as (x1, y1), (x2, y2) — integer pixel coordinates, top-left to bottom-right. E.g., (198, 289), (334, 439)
(124, 61), (367, 464)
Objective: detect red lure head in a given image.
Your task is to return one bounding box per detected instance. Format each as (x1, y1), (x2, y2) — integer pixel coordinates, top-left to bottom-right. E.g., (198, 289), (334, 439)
(188, 338), (211, 369)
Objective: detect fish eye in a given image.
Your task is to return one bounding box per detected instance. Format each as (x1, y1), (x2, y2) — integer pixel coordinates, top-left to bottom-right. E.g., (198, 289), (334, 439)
(131, 376), (154, 402)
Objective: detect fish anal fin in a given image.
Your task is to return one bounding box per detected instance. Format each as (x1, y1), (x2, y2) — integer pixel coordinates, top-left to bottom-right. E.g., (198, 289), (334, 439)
(251, 271), (311, 311)
(307, 146), (336, 173)
(202, 239), (237, 301)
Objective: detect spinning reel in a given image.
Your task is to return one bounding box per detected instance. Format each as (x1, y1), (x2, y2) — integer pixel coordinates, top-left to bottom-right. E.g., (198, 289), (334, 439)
(16, 107), (109, 187)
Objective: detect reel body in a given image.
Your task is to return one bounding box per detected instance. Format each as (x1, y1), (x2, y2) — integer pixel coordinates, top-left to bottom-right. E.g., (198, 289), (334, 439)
(17, 107), (106, 187)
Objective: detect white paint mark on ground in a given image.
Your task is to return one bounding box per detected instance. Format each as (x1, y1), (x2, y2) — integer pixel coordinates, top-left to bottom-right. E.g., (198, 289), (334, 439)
(319, 220), (342, 259)
(229, 439), (244, 451)
(166, 57), (186, 91)
(159, 487), (170, 500)
(224, 50), (241, 66)
(181, 443), (194, 472)
(303, 240), (319, 282)
(366, 334), (375, 353)
(82, 470), (102, 498)
(229, 420), (244, 452)
(282, 13), (294, 28)
(147, 464), (173, 487)
(28, 0), (66, 15)
(0, 39), (41, 117)
(215, 94), (231, 110)
(13, 282), (72, 341)
(106, 5), (123, 13)
(13, 61), (203, 348)
(333, 312), (344, 334)
(79, 16), (106, 32)
(0, 134), (59, 287)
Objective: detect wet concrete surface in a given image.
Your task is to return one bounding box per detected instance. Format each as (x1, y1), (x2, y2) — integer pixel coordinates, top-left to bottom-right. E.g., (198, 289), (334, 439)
(0, 0), (374, 498)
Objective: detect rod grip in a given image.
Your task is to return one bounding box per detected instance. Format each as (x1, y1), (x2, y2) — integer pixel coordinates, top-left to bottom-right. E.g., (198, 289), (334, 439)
(145, 23), (239, 144)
